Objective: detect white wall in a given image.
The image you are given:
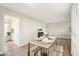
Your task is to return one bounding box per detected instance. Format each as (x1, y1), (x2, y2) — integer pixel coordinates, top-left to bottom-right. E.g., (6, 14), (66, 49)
(71, 4), (79, 56)
(20, 17), (46, 46)
(46, 21), (71, 38)
(0, 13), (4, 54)
(0, 5), (46, 48)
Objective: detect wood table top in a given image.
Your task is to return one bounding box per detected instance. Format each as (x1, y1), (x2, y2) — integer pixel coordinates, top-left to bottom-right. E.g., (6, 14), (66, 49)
(30, 39), (56, 48)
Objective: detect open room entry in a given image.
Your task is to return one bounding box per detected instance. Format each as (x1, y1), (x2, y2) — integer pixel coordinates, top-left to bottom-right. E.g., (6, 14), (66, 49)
(4, 14), (20, 50)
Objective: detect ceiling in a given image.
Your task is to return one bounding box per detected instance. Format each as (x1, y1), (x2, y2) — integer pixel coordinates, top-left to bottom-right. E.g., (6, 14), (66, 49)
(0, 3), (72, 23)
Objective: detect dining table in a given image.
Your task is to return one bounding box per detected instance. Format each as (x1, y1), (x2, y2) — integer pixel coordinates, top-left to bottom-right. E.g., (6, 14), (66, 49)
(28, 38), (57, 56)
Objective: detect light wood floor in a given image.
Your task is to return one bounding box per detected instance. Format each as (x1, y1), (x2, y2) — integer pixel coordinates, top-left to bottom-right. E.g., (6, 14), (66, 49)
(2, 38), (71, 56)
(56, 38), (71, 56)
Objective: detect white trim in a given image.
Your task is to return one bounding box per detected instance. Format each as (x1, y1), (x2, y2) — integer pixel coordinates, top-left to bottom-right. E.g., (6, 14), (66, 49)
(56, 36), (71, 39)
(17, 43), (28, 47)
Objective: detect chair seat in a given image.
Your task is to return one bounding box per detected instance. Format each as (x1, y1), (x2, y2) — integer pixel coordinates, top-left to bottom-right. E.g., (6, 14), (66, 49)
(31, 46), (41, 52)
(30, 45), (41, 56)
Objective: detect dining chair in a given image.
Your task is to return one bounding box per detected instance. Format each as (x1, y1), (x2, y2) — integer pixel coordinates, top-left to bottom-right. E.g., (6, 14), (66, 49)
(28, 43), (42, 56)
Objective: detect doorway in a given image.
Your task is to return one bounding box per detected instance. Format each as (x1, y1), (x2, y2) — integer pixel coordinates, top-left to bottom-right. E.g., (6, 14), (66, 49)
(4, 15), (19, 50)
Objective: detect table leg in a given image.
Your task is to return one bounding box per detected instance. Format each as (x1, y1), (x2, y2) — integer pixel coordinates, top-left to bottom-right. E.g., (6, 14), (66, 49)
(40, 48), (43, 56)
(41, 48), (49, 56)
(28, 43), (30, 56)
(46, 48), (49, 56)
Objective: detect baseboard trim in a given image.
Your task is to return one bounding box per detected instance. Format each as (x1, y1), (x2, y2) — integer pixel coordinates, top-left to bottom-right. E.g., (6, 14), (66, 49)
(57, 36), (71, 39)
(17, 43), (28, 47)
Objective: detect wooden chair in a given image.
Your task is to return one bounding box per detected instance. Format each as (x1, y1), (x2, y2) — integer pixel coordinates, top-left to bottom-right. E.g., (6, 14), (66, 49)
(28, 43), (41, 56)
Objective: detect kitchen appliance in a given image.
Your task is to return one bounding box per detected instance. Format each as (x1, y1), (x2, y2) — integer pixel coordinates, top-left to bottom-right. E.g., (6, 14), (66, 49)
(38, 29), (44, 38)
